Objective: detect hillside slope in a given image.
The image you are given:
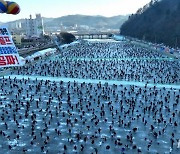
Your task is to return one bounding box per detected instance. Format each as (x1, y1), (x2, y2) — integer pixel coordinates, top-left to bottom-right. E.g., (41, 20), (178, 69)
(1, 15), (128, 32)
(44, 14), (128, 29)
(120, 0), (180, 48)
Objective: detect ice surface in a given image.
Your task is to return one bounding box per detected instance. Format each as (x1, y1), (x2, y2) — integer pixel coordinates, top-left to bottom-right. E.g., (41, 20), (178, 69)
(0, 39), (179, 154)
(2, 75), (180, 90)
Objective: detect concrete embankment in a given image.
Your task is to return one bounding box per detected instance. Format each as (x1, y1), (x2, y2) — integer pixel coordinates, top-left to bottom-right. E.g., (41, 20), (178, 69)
(18, 44), (57, 57)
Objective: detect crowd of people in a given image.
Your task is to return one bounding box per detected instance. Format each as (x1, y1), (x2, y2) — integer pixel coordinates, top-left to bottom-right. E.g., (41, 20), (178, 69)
(0, 40), (179, 153)
(14, 41), (179, 84)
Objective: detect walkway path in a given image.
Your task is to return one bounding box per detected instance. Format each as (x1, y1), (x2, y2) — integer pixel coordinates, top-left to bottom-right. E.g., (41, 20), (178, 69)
(52, 57), (177, 62)
(2, 75), (180, 90)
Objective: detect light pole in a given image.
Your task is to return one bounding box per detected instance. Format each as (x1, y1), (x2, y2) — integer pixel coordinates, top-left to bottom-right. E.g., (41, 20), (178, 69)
(175, 36), (178, 49)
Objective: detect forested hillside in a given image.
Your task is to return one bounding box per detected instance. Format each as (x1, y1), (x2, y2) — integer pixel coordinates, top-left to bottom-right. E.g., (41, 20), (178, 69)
(120, 0), (180, 48)
(44, 14), (128, 29)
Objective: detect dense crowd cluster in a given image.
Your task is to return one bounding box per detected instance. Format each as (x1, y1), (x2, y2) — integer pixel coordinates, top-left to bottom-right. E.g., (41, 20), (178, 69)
(14, 41), (180, 84)
(0, 40), (179, 153)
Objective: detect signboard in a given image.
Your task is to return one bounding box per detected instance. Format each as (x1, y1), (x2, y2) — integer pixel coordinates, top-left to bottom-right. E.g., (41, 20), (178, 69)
(0, 26), (22, 67)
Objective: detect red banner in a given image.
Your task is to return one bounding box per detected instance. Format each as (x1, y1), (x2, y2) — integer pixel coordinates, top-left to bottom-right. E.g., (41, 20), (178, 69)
(0, 26), (23, 67)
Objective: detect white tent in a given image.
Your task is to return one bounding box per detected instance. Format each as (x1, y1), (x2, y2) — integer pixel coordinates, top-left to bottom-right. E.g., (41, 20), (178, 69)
(25, 48), (57, 62)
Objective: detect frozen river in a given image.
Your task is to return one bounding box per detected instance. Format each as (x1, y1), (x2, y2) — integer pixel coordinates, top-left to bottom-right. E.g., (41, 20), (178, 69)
(0, 39), (179, 154)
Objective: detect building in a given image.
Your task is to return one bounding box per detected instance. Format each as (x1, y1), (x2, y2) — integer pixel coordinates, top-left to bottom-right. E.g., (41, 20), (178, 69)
(11, 33), (22, 47)
(8, 21), (22, 30)
(25, 14), (44, 38)
(7, 20), (25, 35)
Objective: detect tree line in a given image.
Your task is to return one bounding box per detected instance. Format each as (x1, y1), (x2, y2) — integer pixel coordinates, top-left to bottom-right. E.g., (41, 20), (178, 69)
(120, 0), (180, 48)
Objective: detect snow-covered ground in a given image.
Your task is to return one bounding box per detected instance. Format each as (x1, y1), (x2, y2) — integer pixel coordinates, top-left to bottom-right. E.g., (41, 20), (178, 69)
(84, 39), (119, 43)
(2, 75), (180, 90)
(0, 39), (179, 154)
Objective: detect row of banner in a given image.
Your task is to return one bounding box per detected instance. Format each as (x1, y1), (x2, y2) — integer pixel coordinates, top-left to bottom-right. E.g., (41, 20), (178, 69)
(159, 46), (175, 54)
(0, 26), (22, 68)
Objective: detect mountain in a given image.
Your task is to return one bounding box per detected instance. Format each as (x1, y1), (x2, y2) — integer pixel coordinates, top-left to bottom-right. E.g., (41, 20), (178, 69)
(1, 14), (128, 32)
(44, 14), (128, 29)
(121, 0), (180, 48)
(42, 17), (55, 24)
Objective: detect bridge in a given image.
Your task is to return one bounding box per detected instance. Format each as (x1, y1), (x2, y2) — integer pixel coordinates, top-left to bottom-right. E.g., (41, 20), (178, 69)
(74, 32), (119, 39)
